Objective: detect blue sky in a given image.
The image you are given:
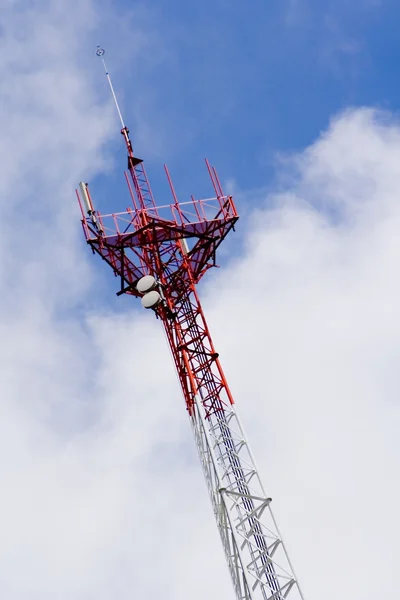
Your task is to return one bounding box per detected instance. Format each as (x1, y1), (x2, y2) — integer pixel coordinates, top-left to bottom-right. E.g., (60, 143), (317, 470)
(90, 0), (400, 206)
(84, 0), (400, 310)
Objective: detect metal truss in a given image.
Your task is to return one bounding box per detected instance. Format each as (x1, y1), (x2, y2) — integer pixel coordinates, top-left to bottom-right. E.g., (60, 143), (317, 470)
(77, 124), (304, 600)
(191, 391), (303, 600)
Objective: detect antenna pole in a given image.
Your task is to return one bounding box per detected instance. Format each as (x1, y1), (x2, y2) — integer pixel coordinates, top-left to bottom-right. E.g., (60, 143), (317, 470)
(96, 46), (126, 130)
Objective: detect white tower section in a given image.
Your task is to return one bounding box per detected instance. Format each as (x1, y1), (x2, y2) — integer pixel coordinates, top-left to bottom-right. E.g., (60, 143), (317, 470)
(191, 395), (304, 600)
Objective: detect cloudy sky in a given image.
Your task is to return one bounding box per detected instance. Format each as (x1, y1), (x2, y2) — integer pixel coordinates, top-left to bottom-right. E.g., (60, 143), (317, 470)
(0, 0), (399, 598)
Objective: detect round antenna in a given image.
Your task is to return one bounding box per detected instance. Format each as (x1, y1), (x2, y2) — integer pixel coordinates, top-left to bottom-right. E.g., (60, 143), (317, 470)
(141, 290), (162, 310)
(137, 275), (157, 294)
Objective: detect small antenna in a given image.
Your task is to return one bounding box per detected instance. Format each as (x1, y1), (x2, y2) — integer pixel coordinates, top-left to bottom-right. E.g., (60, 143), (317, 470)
(96, 46), (126, 129)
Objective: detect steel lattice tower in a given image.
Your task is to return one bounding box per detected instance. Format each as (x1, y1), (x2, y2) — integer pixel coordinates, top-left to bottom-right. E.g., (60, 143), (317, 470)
(77, 49), (305, 600)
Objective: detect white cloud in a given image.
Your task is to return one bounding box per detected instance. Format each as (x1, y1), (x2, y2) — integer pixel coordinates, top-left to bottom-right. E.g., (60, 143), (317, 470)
(0, 3), (230, 598)
(204, 107), (400, 599)
(0, 3), (398, 599)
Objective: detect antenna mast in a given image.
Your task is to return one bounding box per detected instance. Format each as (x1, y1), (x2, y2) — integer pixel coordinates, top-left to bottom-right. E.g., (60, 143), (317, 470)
(96, 46), (126, 129)
(77, 48), (305, 600)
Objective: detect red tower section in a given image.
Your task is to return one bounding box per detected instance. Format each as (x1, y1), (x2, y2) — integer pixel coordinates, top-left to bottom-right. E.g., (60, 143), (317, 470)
(78, 126), (238, 419)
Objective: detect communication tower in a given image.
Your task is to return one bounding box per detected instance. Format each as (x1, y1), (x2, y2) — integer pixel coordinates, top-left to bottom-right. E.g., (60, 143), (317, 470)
(77, 48), (305, 600)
